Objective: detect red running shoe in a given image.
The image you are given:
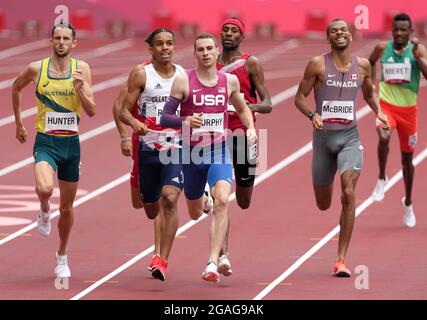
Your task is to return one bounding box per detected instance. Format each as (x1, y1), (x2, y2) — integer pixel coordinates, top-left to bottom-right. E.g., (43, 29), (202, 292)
(152, 257), (168, 281)
(333, 258), (351, 277)
(147, 254), (160, 272)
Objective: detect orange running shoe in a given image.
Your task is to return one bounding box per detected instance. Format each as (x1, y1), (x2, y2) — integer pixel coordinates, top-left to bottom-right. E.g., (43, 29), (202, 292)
(152, 257), (168, 281)
(147, 254), (160, 272)
(333, 258), (351, 277)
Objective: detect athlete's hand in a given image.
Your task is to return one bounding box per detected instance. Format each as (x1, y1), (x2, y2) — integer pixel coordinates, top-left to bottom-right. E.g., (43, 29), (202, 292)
(131, 118), (148, 135)
(121, 140), (132, 157)
(411, 37), (420, 56)
(185, 112), (204, 128)
(246, 128), (258, 145)
(377, 111), (390, 130)
(72, 70), (86, 90)
(312, 113), (323, 130)
(16, 124), (27, 143)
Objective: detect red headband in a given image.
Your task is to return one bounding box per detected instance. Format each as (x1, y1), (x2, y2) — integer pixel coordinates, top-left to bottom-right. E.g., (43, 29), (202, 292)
(222, 18), (245, 35)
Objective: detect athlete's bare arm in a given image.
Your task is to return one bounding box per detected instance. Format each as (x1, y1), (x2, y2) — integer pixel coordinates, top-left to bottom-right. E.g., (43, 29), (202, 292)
(246, 56), (272, 113)
(228, 74), (257, 143)
(73, 60), (96, 117)
(12, 61), (41, 143)
(113, 83), (132, 156)
(295, 56), (324, 130)
(359, 58), (389, 128)
(368, 41), (387, 83)
(169, 72), (189, 102)
(119, 64), (148, 135)
(411, 39), (427, 80)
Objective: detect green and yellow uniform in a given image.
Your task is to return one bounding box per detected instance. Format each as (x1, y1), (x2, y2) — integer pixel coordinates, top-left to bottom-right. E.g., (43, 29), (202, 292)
(33, 57), (82, 181)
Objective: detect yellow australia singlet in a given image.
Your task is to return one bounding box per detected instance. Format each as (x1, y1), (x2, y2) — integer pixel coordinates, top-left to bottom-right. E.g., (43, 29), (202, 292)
(35, 57), (82, 136)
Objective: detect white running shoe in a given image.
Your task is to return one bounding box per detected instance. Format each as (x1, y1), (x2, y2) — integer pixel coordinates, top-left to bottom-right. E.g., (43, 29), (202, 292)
(218, 255), (233, 276)
(202, 261), (220, 283)
(371, 177), (388, 201)
(203, 190), (214, 215)
(36, 208), (51, 237)
(55, 252), (71, 278)
(402, 197), (416, 228)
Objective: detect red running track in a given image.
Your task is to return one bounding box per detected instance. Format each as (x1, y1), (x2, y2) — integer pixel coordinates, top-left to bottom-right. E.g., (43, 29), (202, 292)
(0, 37), (426, 300)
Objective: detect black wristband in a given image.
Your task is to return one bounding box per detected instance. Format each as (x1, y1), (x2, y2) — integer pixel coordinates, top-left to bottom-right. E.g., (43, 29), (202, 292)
(307, 111), (316, 120)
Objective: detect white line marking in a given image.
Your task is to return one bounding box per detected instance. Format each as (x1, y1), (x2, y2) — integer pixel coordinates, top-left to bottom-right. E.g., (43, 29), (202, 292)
(0, 78), (14, 90)
(258, 39), (299, 63)
(253, 146), (427, 300)
(0, 174), (129, 246)
(0, 39), (49, 60)
(0, 107), (38, 127)
(78, 39), (135, 60)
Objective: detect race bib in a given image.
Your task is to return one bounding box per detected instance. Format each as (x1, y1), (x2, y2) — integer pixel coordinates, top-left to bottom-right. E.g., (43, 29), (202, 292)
(156, 105), (180, 125)
(321, 101), (354, 124)
(45, 112), (78, 133)
(383, 63), (411, 83)
(192, 113), (225, 134)
(227, 93), (245, 112)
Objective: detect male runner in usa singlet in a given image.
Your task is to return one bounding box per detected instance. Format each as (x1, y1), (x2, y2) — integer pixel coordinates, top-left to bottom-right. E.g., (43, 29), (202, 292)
(160, 33), (256, 283)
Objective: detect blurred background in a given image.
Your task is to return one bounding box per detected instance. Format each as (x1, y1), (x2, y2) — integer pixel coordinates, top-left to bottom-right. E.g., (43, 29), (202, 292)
(0, 0), (426, 40)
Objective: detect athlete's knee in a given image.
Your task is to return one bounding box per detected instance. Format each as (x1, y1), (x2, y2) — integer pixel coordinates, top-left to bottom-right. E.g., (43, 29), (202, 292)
(161, 191), (179, 212)
(59, 205), (73, 217)
(214, 193), (229, 211)
(36, 184), (54, 199)
(341, 187), (355, 205)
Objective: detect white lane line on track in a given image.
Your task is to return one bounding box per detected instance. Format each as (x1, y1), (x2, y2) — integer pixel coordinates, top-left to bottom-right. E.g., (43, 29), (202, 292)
(0, 39), (49, 60)
(78, 39), (134, 60)
(253, 146), (427, 300)
(258, 39), (299, 63)
(0, 174), (129, 246)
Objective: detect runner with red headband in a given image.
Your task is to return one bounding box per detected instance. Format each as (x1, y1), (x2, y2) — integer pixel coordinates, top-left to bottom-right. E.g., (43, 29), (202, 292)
(215, 17), (272, 277)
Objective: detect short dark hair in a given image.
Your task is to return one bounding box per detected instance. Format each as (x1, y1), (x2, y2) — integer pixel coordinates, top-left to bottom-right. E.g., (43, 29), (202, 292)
(51, 23), (76, 39)
(393, 13), (412, 28)
(326, 19), (351, 37)
(145, 28), (175, 47)
(194, 33), (217, 51)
